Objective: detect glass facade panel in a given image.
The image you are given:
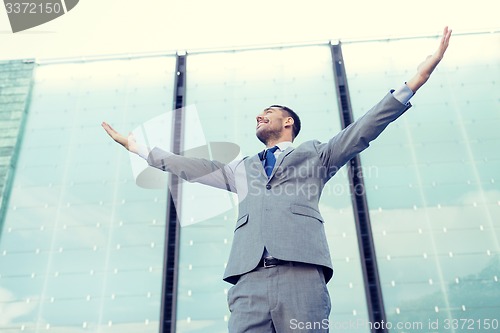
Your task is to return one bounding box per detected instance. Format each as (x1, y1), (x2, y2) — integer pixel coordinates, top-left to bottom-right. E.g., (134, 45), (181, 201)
(1, 32), (498, 333)
(0, 56), (176, 332)
(176, 46), (370, 332)
(0, 60), (35, 231)
(343, 33), (500, 329)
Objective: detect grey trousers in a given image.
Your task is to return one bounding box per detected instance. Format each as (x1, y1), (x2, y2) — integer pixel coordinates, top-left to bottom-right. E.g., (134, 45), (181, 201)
(227, 263), (331, 333)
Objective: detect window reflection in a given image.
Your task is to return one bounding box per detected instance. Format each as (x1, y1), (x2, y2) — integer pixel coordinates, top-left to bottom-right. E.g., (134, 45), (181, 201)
(0, 56), (176, 332)
(343, 33), (500, 327)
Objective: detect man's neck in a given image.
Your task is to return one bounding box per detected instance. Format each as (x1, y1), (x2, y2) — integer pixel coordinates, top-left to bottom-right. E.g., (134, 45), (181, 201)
(265, 137), (293, 148)
(266, 141), (293, 150)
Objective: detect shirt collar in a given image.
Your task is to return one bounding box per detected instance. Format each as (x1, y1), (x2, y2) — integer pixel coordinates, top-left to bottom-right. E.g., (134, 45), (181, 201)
(274, 141), (293, 152)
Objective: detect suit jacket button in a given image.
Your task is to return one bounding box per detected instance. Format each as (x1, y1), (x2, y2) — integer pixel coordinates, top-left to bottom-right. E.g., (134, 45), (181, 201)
(266, 184), (271, 190)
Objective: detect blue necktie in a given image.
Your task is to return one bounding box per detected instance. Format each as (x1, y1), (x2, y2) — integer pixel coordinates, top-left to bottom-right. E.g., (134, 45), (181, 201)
(264, 146), (279, 178)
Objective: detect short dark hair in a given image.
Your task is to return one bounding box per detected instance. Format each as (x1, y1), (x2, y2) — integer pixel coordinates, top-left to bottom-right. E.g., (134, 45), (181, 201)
(269, 104), (301, 139)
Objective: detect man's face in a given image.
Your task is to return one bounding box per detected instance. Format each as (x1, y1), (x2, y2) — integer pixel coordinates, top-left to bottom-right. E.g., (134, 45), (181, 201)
(255, 107), (286, 144)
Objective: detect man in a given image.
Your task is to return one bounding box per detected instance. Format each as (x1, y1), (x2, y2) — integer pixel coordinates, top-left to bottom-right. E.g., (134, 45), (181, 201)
(102, 27), (452, 333)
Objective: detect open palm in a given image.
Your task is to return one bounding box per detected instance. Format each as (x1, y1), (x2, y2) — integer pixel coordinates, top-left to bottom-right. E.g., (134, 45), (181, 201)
(407, 26), (452, 92)
(101, 121), (138, 154)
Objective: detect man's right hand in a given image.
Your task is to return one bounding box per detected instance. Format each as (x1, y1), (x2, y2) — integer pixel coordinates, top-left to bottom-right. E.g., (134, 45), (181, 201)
(101, 121), (139, 154)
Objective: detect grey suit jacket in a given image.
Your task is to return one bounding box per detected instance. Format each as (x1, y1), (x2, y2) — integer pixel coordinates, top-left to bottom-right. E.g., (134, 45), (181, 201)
(147, 92), (411, 284)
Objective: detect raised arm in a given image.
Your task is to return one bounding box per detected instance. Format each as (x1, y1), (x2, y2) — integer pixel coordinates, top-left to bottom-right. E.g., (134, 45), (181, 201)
(102, 121), (239, 192)
(318, 27), (452, 176)
(406, 26), (452, 93)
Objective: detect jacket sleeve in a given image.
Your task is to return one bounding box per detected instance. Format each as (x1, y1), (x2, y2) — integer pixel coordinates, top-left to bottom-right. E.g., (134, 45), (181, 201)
(317, 91), (411, 178)
(146, 147), (239, 193)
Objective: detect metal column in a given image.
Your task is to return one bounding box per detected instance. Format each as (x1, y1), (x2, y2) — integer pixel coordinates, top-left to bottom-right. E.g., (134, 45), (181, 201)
(330, 42), (387, 333)
(159, 53), (186, 333)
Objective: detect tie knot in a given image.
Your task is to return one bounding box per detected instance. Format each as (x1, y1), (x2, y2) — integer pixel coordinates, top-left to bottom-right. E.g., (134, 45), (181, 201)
(267, 146), (279, 155)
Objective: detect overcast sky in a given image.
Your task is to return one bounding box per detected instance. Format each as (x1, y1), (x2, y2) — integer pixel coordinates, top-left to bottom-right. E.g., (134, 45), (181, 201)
(1, 0), (499, 61)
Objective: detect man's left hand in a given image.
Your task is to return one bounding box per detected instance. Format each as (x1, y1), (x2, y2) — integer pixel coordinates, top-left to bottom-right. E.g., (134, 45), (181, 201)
(407, 26), (452, 92)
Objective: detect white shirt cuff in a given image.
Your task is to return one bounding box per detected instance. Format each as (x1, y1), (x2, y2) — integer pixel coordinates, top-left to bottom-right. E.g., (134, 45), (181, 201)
(392, 84), (414, 105)
(137, 145), (151, 160)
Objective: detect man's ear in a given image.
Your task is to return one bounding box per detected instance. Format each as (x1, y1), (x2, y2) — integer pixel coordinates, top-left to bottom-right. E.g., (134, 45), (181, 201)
(284, 116), (294, 128)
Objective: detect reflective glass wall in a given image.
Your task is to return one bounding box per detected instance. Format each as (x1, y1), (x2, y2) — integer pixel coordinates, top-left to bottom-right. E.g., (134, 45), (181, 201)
(0, 56), (176, 332)
(0, 60), (35, 231)
(343, 32), (500, 330)
(1, 31), (498, 333)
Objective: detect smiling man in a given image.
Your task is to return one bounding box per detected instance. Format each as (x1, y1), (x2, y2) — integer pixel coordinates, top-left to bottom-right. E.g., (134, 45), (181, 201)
(102, 27), (452, 333)
(256, 105), (301, 146)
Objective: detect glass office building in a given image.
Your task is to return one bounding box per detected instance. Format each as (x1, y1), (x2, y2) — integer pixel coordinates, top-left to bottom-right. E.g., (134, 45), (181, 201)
(0, 31), (499, 333)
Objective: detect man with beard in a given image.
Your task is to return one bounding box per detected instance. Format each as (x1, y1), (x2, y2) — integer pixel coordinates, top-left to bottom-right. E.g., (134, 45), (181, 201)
(102, 27), (452, 333)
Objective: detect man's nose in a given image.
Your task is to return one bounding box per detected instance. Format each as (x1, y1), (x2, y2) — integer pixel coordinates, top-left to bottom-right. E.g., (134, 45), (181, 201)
(256, 115), (264, 123)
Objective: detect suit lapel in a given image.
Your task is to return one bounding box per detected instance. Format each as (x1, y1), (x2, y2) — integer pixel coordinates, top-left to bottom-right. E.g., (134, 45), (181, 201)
(248, 153), (268, 180)
(249, 146), (296, 182)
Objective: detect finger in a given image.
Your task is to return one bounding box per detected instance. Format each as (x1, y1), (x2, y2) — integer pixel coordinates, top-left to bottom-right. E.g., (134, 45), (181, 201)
(103, 122), (118, 135)
(445, 27), (452, 43)
(102, 122), (112, 133)
(440, 27), (447, 46)
(441, 26), (452, 47)
(435, 27), (451, 57)
(103, 126), (114, 136)
(102, 121), (111, 130)
(103, 124), (123, 142)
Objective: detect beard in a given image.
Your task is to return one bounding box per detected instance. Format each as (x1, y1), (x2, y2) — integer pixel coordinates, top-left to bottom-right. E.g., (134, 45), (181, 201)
(256, 126), (283, 145)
